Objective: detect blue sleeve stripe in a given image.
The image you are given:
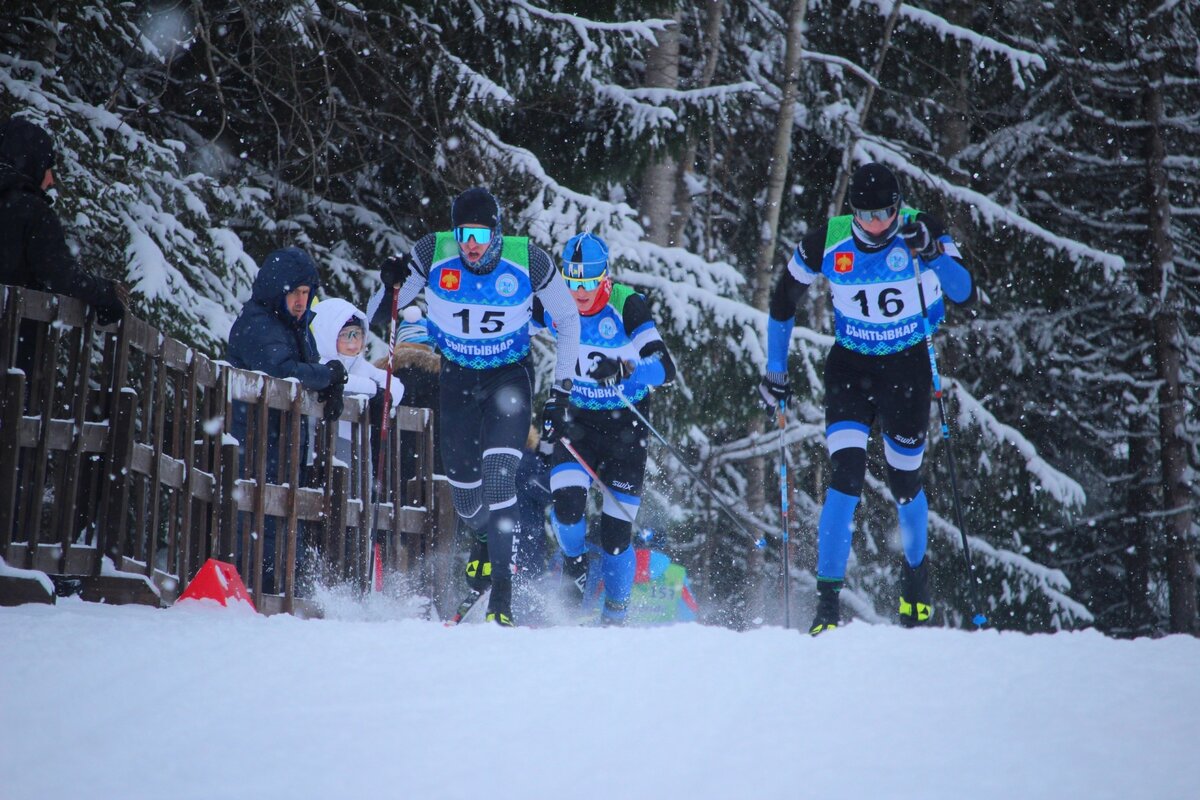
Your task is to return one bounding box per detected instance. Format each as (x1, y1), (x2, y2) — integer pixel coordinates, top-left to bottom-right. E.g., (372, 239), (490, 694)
(766, 316), (794, 373)
(631, 356), (666, 388)
(927, 252), (972, 303)
(630, 320), (655, 338)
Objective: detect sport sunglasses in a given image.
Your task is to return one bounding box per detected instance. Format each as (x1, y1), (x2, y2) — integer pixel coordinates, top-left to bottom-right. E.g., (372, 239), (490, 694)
(852, 204), (898, 223)
(453, 226), (493, 245)
(564, 276), (604, 292)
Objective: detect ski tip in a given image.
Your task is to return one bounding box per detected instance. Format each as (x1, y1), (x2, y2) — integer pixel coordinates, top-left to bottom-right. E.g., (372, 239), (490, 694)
(972, 613), (988, 627)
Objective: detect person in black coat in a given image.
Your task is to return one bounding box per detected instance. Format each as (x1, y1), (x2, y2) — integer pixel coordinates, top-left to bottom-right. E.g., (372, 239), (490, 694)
(225, 246), (348, 593)
(0, 117), (127, 323)
(1, 117), (127, 385)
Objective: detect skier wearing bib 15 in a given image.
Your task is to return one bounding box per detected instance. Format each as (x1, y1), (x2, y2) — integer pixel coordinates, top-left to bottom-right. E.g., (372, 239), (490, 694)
(758, 163), (975, 635)
(532, 232), (676, 625)
(368, 187), (580, 626)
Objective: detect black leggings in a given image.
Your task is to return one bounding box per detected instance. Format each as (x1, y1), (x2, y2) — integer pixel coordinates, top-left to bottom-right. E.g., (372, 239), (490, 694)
(550, 406), (648, 555)
(824, 343), (931, 503)
(438, 359), (532, 581)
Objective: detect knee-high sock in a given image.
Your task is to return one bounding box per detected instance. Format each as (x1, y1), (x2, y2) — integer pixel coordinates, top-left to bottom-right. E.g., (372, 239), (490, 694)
(482, 451), (521, 581)
(897, 489), (928, 568)
(817, 487), (860, 580)
(601, 545), (635, 608)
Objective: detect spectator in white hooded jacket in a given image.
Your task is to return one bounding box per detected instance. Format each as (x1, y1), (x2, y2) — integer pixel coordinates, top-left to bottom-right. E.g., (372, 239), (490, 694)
(310, 297), (404, 462)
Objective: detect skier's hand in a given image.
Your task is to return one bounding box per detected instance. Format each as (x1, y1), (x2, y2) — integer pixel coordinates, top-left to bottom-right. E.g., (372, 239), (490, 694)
(899, 221), (941, 260)
(380, 254), (412, 287)
(540, 382), (573, 444)
(319, 360), (349, 423)
(588, 355), (634, 387)
(758, 371), (792, 410)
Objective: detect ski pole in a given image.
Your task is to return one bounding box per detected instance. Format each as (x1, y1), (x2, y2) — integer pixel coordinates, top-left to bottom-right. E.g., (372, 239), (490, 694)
(367, 286), (402, 594)
(614, 387), (766, 549)
(775, 401), (791, 630)
(910, 254), (987, 628)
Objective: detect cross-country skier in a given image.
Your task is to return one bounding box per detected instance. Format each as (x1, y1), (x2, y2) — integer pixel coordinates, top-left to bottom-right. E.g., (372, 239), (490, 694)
(758, 163), (975, 635)
(367, 187), (580, 626)
(532, 232), (676, 625)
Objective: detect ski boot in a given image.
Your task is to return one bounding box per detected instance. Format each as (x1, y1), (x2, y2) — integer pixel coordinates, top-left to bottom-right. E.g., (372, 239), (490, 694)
(560, 553), (588, 609)
(465, 536), (491, 592)
(898, 557), (932, 628)
(809, 579), (842, 636)
(600, 597), (628, 627)
(486, 578), (514, 627)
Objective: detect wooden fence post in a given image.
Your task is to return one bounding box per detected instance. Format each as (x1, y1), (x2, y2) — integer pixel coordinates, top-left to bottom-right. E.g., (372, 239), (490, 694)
(251, 380), (269, 609)
(99, 390), (138, 572)
(282, 388), (302, 615)
(23, 305), (62, 568)
(0, 370), (25, 557)
(330, 463), (348, 579)
(217, 441), (238, 563)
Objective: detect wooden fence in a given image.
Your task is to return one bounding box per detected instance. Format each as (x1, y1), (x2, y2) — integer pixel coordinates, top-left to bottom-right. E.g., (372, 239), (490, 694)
(0, 285), (456, 615)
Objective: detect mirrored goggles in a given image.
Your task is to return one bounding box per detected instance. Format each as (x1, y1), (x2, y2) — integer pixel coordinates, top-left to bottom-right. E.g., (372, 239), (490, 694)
(337, 328), (363, 341)
(565, 276), (604, 292)
(852, 204), (898, 223)
(453, 226), (493, 245)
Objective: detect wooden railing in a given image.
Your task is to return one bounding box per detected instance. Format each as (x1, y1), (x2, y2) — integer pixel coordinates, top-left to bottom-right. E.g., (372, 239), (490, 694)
(0, 285), (453, 615)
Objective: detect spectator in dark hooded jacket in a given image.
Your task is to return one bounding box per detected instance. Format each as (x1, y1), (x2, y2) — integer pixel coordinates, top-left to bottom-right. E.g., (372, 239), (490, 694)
(0, 117), (127, 324)
(226, 246), (348, 594)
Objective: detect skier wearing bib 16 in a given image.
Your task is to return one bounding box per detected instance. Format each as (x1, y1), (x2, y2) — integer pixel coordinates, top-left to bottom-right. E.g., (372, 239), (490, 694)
(532, 233), (676, 625)
(758, 163), (975, 635)
(368, 187), (580, 626)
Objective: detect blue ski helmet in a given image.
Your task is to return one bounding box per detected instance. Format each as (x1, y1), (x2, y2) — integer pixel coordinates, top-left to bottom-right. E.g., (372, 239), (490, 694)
(560, 232), (609, 285)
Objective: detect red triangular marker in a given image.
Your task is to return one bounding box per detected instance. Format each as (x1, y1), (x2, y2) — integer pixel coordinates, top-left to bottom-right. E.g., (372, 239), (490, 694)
(178, 559), (256, 611)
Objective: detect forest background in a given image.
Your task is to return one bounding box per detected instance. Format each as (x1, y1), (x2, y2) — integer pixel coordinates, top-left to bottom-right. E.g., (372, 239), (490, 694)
(1, 0), (1196, 636)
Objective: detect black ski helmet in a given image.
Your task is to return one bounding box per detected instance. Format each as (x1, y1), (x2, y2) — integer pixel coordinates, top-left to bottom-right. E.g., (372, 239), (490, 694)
(848, 163), (901, 212)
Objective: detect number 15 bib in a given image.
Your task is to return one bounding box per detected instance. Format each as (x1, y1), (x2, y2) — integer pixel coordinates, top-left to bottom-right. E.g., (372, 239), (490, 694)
(426, 232), (534, 369)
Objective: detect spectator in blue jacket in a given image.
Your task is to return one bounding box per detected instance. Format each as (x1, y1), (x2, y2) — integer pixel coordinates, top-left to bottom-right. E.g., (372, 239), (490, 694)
(226, 246), (347, 594)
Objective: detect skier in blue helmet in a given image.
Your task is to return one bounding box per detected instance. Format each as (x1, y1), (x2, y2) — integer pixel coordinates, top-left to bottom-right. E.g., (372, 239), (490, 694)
(532, 232), (677, 625)
(366, 187), (581, 626)
(759, 162), (976, 635)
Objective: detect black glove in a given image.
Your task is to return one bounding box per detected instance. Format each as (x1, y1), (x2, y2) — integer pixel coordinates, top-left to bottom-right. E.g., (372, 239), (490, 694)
(540, 382), (573, 444)
(318, 360), (348, 423)
(380, 254), (412, 287)
(588, 355), (634, 387)
(93, 279), (127, 327)
(899, 221), (941, 260)
(758, 372), (792, 410)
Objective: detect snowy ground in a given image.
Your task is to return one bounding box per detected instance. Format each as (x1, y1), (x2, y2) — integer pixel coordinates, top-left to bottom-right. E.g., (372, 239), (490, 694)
(2, 599), (1198, 800)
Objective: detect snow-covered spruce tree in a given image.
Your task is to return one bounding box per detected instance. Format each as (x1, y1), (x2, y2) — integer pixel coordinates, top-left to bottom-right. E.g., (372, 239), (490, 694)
(995, 0), (1200, 635)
